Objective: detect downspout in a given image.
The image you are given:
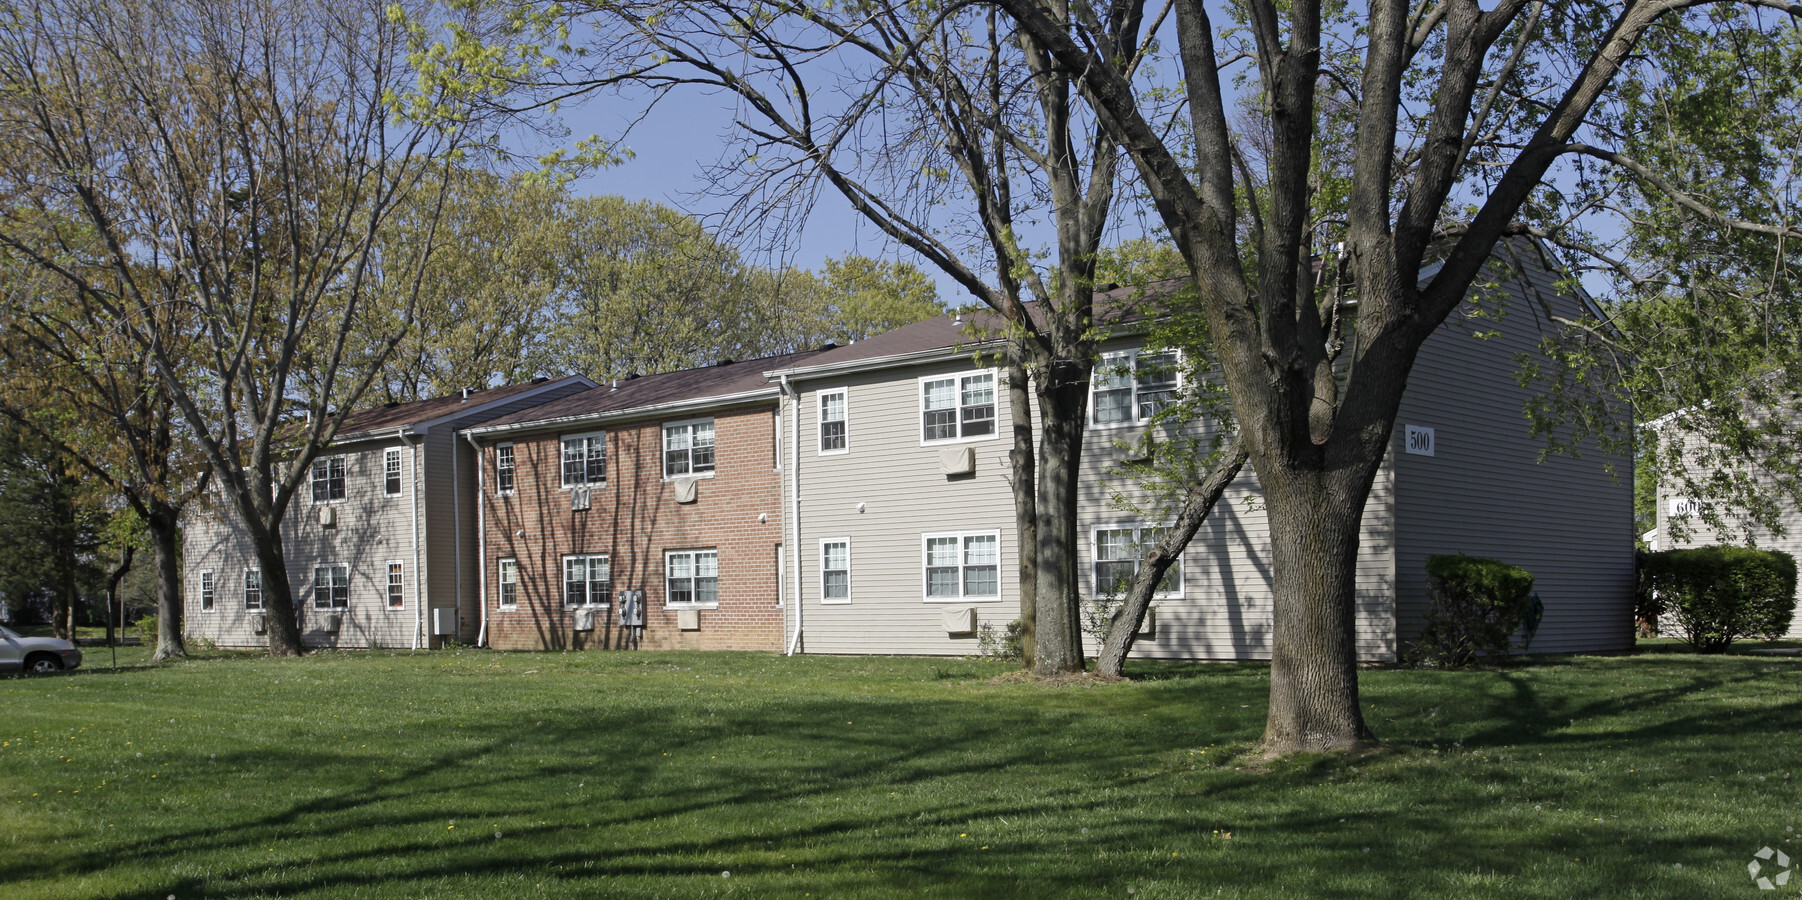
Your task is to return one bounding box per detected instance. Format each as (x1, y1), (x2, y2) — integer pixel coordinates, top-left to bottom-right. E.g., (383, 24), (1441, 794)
(452, 427), (464, 645)
(465, 430), (489, 648)
(396, 427), (422, 650)
(781, 375), (803, 656)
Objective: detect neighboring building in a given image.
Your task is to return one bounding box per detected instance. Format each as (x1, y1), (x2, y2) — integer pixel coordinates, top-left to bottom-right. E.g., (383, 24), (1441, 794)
(463, 351), (824, 652)
(182, 377), (594, 650)
(772, 242), (1635, 660)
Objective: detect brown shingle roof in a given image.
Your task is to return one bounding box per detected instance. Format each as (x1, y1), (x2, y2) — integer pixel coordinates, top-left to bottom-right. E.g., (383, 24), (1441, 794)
(335, 378), (588, 439)
(472, 349), (831, 434)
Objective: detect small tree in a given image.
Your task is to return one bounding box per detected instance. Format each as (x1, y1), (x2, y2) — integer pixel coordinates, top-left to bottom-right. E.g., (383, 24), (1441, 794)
(1638, 546), (1798, 652)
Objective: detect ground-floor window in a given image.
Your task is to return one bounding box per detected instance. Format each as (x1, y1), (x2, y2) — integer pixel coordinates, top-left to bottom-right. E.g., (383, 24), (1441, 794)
(564, 554), (611, 608)
(666, 549), (719, 608)
(821, 539), (850, 603)
(498, 558), (518, 608)
(923, 531), (999, 600)
(199, 570), (215, 611)
(244, 568), (262, 610)
(313, 564), (349, 609)
(387, 561), (406, 609)
(1093, 525), (1182, 598)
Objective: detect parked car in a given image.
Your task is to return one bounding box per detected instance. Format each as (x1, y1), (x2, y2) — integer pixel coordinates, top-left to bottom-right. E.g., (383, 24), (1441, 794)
(0, 624), (83, 674)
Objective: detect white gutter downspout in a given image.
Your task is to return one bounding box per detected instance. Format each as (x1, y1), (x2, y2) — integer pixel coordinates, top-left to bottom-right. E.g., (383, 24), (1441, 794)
(465, 430), (489, 648)
(781, 375), (803, 656)
(397, 428), (422, 650)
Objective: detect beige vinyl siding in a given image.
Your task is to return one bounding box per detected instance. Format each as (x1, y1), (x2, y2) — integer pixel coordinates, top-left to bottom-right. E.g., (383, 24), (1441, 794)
(1074, 336), (1397, 661)
(1392, 254), (1635, 654)
(1654, 421), (1802, 639)
(793, 361), (1020, 655)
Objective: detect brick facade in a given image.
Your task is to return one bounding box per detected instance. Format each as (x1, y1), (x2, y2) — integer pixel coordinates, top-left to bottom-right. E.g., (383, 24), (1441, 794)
(478, 401), (787, 652)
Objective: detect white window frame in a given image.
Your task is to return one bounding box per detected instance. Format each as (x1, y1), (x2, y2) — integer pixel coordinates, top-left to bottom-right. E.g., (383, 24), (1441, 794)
(820, 538), (851, 604)
(1090, 348), (1183, 428)
(560, 432), (607, 489)
(312, 563), (350, 610)
(497, 558), (518, 609)
(310, 455), (347, 504)
(918, 370), (999, 445)
(386, 560), (406, 610)
(662, 418), (717, 480)
(921, 531), (1002, 602)
(383, 448), (403, 498)
(1091, 523), (1184, 600)
(495, 443), (516, 496)
(199, 569), (215, 612)
(665, 548), (720, 609)
(243, 567), (263, 610)
(562, 554), (611, 608)
(818, 387), (849, 455)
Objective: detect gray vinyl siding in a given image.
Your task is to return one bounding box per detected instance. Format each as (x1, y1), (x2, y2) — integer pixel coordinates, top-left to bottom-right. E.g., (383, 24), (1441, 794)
(1654, 424), (1802, 639)
(791, 360), (1021, 655)
(1392, 256), (1635, 654)
(1074, 339), (1398, 662)
(183, 438), (422, 649)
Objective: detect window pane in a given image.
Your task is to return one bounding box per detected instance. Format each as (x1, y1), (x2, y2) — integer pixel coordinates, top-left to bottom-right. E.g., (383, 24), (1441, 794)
(1136, 352), (1179, 391)
(821, 420), (846, 451)
(665, 425), (690, 450)
(963, 534), (997, 566)
(926, 567), (959, 597)
(314, 566), (331, 608)
(1096, 559), (1138, 594)
(694, 576), (718, 605)
(1094, 388), (1133, 423)
(822, 542), (847, 570)
(696, 551), (718, 578)
(565, 558), (586, 606)
(563, 440), (585, 485)
(668, 553), (693, 579)
(586, 440), (606, 482)
(821, 392), (844, 421)
(823, 570), (848, 600)
(923, 409), (957, 441)
(926, 537), (959, 567)
(963, 564), (998, 597)
(692, 442), (714, 472)
(668, 576), (693, 605)
(960, 403), (994, 437)
(961, 374), (993, 406)
(923, 379), (955, 409)
(1097, 529), (1135, 561)
(1094, 354), (1132, 389)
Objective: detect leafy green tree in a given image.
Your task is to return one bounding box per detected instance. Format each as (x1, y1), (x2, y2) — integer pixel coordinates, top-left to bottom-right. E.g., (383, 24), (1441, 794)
(0, 421), (105, 637)
(819, 256), (948, 341)
(992, 0), (1802, 754)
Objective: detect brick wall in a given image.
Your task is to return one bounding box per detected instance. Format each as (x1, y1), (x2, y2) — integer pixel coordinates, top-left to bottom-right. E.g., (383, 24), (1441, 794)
(479, 401), (786, 652)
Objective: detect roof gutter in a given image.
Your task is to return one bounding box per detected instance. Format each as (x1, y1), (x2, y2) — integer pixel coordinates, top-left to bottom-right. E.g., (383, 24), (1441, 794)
(765, 342), (1007, 383)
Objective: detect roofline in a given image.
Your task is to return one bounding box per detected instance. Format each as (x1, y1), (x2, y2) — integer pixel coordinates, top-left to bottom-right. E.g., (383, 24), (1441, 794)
(461, 385), (783, 440)
(330, 375), (599, 444)
(765, 340), (1008, 381)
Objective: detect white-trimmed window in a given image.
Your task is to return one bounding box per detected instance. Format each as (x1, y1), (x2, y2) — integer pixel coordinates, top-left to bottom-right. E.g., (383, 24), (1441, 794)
(821, 539), (851, 603)
(312, 563), (349, 609)
(563, 554), (611, 608)
(561, 433), (606, 487)
(666, 549), (719, 608)
(1093, 525), (1182, 598)
(923, 531), (1000, 600)
(496, 443), (515, 494)
(243, 568), (263, 610)
(383, 448), (403, 497)
(199, 570), (215, 611)
(664, 419), (716, 477)
(819, 388), (848, 454)
(497, 558), (518, 608)
(921, 372), (996, 442)
(1092, 349), (1181, 426)
(310, 456), (346, 503)
(386, 561), (405, 609)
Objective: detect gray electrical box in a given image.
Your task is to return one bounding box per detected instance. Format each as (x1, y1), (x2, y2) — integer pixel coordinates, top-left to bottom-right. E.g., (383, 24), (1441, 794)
(618, 590), (644, 626)
(431, 608), (457, 636)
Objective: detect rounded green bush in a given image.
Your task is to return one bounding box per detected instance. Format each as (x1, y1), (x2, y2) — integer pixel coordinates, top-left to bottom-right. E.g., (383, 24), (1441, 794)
(1637, 546), (1797, 652)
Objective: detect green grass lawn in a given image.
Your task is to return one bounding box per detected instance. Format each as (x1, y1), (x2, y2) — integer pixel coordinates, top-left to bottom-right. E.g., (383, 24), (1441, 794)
(4, 642), (1799, 898)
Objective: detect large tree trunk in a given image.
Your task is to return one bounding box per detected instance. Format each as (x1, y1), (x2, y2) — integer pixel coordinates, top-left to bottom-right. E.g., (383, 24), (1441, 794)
(148, 511), (187, 661)
(1031, 365), (1087, 675)
(248, 523), (307, 657)
(1009, 356), (1038, 669)
(1095, 438), (1247, 677)
(1258, 469), (1375, 755)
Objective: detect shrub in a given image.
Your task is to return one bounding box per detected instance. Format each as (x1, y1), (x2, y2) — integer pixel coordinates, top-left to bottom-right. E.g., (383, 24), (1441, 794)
(1409, 554), (1536, 668)
(977, 619), (1024, 661)
(1637, 546), (1797, 652)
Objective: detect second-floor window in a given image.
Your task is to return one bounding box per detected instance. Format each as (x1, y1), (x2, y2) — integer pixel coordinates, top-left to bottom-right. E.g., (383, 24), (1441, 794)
(384, 448), (402, 497)
(311, 456), (346, 503)
(312, 564), (349, 609)
(921, 373), (996, 442)
(562, 433), (606, 487)
(819, 389), (847, 453)
(1092, 349), (1180, 426)
(664, 420), (715, 477)
(496, 444), (515, 494)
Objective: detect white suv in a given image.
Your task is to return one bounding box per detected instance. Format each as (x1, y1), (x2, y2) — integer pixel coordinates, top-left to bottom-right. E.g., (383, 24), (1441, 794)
(0, 624), (83, 674)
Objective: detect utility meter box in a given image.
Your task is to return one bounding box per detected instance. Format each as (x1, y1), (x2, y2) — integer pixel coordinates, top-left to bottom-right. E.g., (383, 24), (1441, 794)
(618, 590), (645, 627)
(431, 607), (457, 636)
